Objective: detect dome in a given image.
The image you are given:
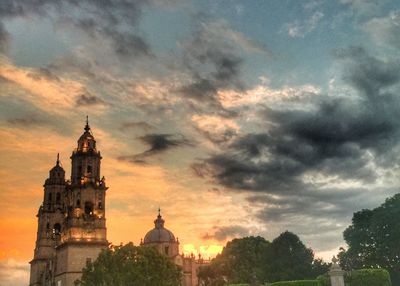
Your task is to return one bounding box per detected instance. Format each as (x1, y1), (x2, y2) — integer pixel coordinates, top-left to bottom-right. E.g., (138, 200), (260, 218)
(143, 211), (176, 244)
(77, 117), (97, 152)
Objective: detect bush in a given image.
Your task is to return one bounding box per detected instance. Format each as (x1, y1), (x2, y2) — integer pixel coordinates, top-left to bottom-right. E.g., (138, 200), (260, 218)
(269, 280), (321, 286)
(349, 269), (391, 286)
(316, 274), (330, 286)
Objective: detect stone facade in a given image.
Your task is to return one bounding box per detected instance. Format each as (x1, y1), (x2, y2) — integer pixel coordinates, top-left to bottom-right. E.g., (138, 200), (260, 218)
(29, 120), (108, 286)
(30, 120), (207, 286)
(141, 210), (209, 286)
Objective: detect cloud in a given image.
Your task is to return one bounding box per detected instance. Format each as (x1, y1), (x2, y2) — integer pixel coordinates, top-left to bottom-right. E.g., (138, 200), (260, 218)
(192, 47), (400, 250)
(119, 121), (155, 132)
(0, 0), (155, 60)
(177, 20), (268, 114)
(76, 92), (108, 107)
(118, 133), (194, 163)
(340, 0), (389, 18)
(0, 60), (83, 113)
(202, 225), (250, 241)
(191, 114), (240, 145)
(284, 11), (324, 38)
(0, 22), (10, 53)
(6, 116), (48, 127)
(0, 259), (29, 286)
(363, 11), (400, 50)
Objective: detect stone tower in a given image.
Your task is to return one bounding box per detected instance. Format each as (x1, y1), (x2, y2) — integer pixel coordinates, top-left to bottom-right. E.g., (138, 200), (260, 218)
(29, 119), (109, 286)
(29, 155), (66, 285)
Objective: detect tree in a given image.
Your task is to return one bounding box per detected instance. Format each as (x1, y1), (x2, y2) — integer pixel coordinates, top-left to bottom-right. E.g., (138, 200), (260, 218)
(198, 233), (328, 285)
(339, 193), (400, 284)
(265, 231), (322, 283)
(75, 242), (182, 286)
(198, 236), (270, 285)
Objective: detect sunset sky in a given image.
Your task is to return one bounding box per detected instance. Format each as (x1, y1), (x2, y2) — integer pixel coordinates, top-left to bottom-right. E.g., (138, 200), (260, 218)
(1, 0), (400, 285)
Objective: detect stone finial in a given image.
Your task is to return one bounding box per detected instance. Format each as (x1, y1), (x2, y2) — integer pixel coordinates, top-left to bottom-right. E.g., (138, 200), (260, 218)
(332, 255), (339, 265)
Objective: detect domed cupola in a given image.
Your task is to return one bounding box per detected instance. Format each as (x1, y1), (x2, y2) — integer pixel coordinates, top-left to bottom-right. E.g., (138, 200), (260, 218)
(143, 209), (176, 244)
(77, 116), (96, 152)
(45, 154), (65, 186)
(71, 117), (102, 185)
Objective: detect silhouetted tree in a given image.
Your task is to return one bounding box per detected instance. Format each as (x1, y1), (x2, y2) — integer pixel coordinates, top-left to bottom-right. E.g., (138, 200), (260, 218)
(198, 233), (328, 285)
(75, 242), (181, 286)
(339, 194), (400, 284)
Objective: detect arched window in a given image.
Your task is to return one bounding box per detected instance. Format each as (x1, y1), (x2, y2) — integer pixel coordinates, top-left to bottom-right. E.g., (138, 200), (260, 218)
(165, 246), (169, 255)
(48, 193), (52, 202)
(87, 165), (92, 174)
(53, 223), (61, 235)
(98, 202), (103, 209)
(76, 199), (80, 207)
(56, 193), (61, 204)
(84, 201), (94, 215)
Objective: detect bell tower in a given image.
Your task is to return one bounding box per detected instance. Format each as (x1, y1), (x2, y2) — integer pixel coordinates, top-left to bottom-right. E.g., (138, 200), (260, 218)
(29, 155), (66, 286)
(55, 118), (108, 286)
(71, 117), (102, 186)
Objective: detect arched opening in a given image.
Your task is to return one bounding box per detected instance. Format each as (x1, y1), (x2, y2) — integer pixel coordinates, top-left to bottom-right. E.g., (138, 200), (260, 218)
(87, 165), (92, 174)
(98, 202), (103, 209)
(48, 193), (52, 202)
(76, 199), (81, 207)
(53, 223), (61, 235)
(56, 193), (61, 204)
(165, 246), (169, 255)
(84, 201), (94, 215)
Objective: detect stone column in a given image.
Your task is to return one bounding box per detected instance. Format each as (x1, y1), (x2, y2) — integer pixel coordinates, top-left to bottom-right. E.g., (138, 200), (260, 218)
(329, 256), (345, 286)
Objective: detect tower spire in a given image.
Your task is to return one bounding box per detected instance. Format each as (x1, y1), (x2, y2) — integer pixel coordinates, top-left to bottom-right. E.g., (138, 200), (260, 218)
(56, 153), (60, 166)
(158, 207), (161, 217)
(84, 115), (90, 132)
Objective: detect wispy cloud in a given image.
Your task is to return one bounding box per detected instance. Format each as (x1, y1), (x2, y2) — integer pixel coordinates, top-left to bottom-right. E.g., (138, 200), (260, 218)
(284, 11), (324, 38)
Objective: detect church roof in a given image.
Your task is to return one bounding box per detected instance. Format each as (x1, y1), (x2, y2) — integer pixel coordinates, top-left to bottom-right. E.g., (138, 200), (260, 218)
(143, 210), (176, 244)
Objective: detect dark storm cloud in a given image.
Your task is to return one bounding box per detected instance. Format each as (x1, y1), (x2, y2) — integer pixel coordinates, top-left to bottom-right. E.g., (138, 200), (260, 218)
(195, 47), (400, 192)
(0, 0), (152, 59)
(193, 47), (400, 246)
(76, 93), (108, 107)
(335, 46), (400, 97)
(118, 133), (194, 163)
(177, 21), (247, 114)
(202, 225), (250, 241)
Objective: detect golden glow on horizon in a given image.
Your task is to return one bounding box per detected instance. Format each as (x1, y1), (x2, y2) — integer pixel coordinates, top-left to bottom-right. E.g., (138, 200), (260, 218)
(183, 244), (223, 260)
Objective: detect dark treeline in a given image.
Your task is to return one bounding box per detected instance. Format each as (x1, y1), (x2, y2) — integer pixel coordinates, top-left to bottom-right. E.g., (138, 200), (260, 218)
(338, 193), (400, 285)
(198, 231), (329, 285)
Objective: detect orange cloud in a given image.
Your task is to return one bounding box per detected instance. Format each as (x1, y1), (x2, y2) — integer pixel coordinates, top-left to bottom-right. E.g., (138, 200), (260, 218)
(0, 59), (88, 114)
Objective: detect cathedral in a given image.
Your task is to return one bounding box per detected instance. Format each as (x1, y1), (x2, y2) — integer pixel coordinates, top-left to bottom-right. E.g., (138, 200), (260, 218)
(29, 120), (208, 286)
